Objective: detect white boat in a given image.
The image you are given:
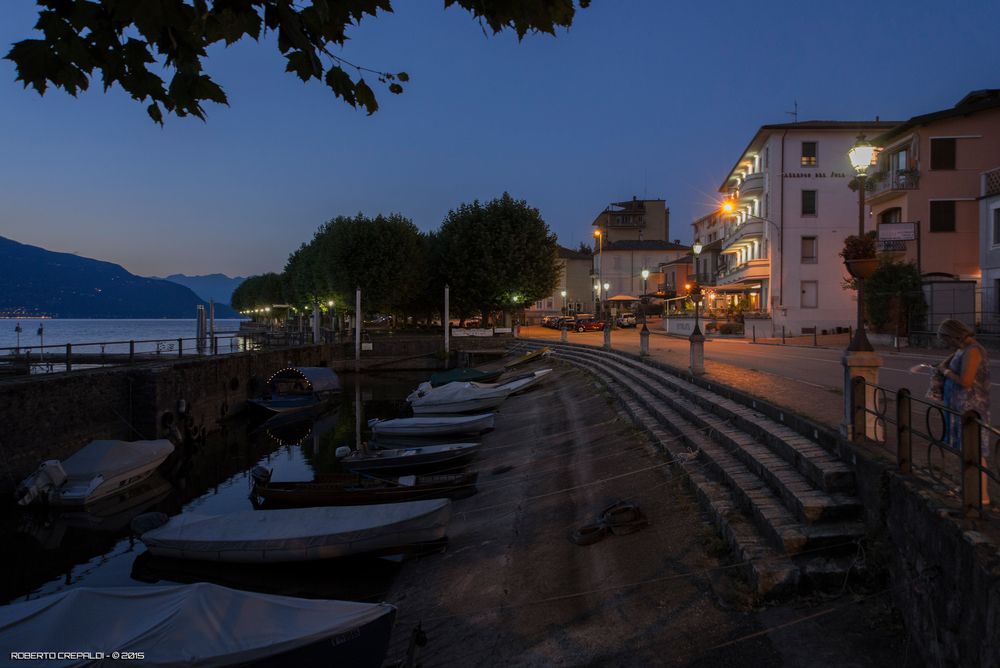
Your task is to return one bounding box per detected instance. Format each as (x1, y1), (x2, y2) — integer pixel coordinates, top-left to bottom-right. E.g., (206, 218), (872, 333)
(15, 439), (175, 507)
(407, 369), (553, 414)
(340, 442), (481, 473)
(0, 583), (395, 668)
(132, 498), (452, 563)
(368, 413), (495, 437)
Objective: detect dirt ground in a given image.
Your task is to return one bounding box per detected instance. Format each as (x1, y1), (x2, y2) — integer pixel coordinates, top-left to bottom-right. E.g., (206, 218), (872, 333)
(380, 363), (918, 667)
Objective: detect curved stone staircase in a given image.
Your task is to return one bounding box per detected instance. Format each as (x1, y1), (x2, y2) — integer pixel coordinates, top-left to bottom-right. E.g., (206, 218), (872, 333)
(514, 340), (866, 600)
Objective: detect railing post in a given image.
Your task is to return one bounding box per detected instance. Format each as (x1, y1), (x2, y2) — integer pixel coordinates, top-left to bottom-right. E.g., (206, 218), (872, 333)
(896, 388), (912, 474)
(65, 343), (72, 372)
(178, 338), (183, 357)
(213, 336), (218, 355)
(851, 376), (866, 443)
(961, 410), (982, 518)
(129, 340), (135, 364)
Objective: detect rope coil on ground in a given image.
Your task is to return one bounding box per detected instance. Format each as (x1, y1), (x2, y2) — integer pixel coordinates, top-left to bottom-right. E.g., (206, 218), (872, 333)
(570, 500), (648, 545)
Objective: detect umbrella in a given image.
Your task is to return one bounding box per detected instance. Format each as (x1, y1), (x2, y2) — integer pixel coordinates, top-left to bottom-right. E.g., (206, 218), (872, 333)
(607, 294), (640, 302)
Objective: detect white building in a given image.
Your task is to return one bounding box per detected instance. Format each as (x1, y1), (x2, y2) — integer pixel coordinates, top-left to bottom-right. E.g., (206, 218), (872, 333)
(980, 166), (1000, 330)
(715, 120), (899, 335)
(524, 245), (594, 323)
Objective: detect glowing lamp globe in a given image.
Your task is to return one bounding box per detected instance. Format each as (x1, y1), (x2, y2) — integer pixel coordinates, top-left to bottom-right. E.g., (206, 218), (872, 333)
(848, 135), (875, 175)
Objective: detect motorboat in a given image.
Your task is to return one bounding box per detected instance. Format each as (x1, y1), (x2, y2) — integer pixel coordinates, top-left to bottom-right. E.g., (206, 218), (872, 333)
(428, 367), (503, 387)
(504, 346), (551, 369)
(132, 498), (451, 563)
(15, 439), (175, 507)
(250, 466), (478, 507)
(248, 366), (341, 414)
(0, 583), (395, 667)
(368, 413), (495, 437)
(407, 369), (553, 414)
(338, 442), (481, 474)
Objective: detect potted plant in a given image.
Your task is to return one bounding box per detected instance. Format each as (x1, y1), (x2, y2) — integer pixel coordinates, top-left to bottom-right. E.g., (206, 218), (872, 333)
(840, 231), (878, 279)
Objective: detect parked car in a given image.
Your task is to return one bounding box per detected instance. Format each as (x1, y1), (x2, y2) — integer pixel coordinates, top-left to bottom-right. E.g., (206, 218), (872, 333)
(541, 316), (561, 328)
(573, 317), (606, 332)
(616, 313), (637, 328)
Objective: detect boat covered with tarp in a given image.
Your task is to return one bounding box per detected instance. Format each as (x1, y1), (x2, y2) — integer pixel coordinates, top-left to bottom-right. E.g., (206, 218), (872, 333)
(0, 583), (395, 667)
(339, 442), (481, 474)
(15, 439), (175, 507)
(132, 498), (452, 562)
(248, 366), (341, 414)
(407, 369), (552, 414)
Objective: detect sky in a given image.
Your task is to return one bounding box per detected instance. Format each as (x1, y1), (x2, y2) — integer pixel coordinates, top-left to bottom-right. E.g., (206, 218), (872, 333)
(1, 1), (998, 278)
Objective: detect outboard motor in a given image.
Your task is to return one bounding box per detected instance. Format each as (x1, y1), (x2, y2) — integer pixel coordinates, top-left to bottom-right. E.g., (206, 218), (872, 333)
(15, 460), (68, 506)
(335, 446), (352, 459)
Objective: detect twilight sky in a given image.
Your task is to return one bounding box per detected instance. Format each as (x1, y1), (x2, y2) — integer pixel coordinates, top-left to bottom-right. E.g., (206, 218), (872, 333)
(1, 1), (998, 278)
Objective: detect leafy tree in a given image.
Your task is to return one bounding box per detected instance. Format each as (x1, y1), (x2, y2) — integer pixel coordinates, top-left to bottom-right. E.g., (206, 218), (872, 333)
(864, 259), (926, 334)
(231, 272), (284, 310)
(7, 0), (588, 124)
(437, 193), (559, 320)
(309, 213), (427, 316)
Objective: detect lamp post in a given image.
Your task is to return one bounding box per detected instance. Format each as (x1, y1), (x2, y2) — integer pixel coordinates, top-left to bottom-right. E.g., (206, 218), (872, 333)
(603, 280), (612, 350)
(689, 241), (705, 375)
(640, 269), (651, 355)
(561, 289), (567, 314)
(594, 229), (604, 320)
(841, 133), (882, 440)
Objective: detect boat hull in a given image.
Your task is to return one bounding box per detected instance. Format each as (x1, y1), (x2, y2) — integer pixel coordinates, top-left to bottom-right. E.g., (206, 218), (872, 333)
(369, 413), (495, 437)
(137, 500), (452, 563)
(341, 443), (480, 474)
(252, 472), (478, 508)
(410, 394), (508, 415)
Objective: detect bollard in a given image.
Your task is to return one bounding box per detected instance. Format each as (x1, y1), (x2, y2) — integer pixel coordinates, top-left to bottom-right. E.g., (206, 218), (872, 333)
(752, 325), (756, 343)
(603, 323), (611, 350)
(961, 410), (983, 518)
(560, 324), (567, 343)
(66, 343), (72, 372)
(129, 340), (135, 364)
(178, 338), (183, 357)
(640, 326), (649, 356)
(896, 388), (912, 474)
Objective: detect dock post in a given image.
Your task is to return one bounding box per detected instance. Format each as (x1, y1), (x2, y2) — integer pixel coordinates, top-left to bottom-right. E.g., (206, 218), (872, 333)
(65, 343), (72, 372)
(129, 340), (135, 364)
(213, 336), (218, 355)
(178, 338), (183, 357)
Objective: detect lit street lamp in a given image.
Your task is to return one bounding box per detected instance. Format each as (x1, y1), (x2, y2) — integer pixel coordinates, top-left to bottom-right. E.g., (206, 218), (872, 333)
(689, 241), (705, 374)
(640, 269), (651, 355)
(846, 134), (876, 352)
(594, 229), (604, 320)
(561, 289), (567, 315)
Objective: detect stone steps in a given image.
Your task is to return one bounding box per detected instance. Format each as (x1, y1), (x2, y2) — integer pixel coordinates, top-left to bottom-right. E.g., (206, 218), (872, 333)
(512, 340), (865, 598)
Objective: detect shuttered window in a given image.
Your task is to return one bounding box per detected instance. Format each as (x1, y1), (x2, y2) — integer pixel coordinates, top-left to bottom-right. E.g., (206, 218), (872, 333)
(801, 142), (817, 167)
(929, 201), (956, 232)
(801, 190), (817, 216)
(930, 138), (956, 170)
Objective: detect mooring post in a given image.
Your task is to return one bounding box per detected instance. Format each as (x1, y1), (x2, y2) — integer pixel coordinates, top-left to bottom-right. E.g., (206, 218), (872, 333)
(65, 343), (72, 372)
(129, 340), (135, 364)
(178, 338), (183, 357)
(213, 336), (218, 355)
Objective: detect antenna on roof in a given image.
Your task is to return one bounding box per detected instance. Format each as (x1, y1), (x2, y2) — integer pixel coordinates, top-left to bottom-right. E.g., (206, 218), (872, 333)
(786, 100), (798, 123)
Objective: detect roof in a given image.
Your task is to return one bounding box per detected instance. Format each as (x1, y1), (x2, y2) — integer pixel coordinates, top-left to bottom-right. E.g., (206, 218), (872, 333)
(874, 89), (1000, 145)
(660, 255), (693, 267)
(604, 240), (690, 252)
(557, 245), (592, 261)
(719, 120), (902, 192)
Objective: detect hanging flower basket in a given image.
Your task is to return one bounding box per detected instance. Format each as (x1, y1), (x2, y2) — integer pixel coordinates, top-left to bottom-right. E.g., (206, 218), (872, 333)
(844, 258), (878, 280)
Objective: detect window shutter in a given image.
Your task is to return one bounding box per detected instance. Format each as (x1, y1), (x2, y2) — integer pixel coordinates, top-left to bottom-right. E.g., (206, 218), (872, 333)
(930, 138), (956, 170)
(929, 201), (956, 232)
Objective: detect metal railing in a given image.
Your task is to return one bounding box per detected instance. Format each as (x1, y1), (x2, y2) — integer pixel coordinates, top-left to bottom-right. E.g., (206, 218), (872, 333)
(0, 331), (255, 377)
(867, 169), (920, 197)
(850, 376), (999, 519)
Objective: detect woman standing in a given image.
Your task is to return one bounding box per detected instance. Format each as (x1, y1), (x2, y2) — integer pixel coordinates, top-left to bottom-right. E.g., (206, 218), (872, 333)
(937, 319), (992, 506)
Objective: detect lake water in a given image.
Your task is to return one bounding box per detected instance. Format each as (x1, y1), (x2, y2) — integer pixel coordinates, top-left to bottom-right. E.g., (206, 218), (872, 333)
(0, 371), (428, 605)
(0, 319), (246, 351)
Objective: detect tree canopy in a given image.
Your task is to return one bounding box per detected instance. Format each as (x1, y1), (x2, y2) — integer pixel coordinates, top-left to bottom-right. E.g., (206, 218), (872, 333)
(7, 0), (587, 123)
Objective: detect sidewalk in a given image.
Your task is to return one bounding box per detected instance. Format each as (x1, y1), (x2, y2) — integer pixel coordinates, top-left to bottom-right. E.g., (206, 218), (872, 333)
(519, 325), (845, 429)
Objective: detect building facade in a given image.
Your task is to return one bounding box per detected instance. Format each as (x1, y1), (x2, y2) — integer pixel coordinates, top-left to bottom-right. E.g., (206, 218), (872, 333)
(592, 198), (670, 244)
(980, 166), (1000, 332)
(709, 120), (899, 335)
(525, 245), (594, 323)
(592, 239), (690, 311)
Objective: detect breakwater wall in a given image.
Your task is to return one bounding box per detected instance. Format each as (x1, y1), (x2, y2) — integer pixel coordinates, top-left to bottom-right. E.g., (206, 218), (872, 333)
(0, 335), (512, 491)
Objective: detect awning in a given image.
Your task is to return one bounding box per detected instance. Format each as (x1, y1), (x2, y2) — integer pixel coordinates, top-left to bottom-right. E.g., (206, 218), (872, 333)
(607, 294), (640, 302)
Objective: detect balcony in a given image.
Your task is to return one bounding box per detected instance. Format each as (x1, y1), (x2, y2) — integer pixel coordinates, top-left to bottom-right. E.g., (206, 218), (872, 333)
(984, 167), (1000, 197)
(716, 258), (769, 286)
(738, 172), (764, 198)
(720, 220), (763, 254)
(866, 169), (920, 201)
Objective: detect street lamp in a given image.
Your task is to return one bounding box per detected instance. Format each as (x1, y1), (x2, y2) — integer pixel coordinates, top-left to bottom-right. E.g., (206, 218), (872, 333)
(689, 242), (705, 374)
(561, 289), (567, 314)
(846, 133), (876, 352)
(594, 229), (604, 319)
(640, 269), (650, 328)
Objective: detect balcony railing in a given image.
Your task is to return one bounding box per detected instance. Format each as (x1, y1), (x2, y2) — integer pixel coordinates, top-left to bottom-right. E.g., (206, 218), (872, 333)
(738, 171), (764, 197)
(867, 169), (920, 197)
(984, 167), (1000, 197)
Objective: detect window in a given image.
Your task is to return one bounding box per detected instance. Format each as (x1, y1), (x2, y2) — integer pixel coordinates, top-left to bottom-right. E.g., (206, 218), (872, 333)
(801, 237), (817, 263)
(993, 209), (1000, 246)
(929, 201), (956, 232)
(880, 207), (902, 224)
(801, 142), (817, 167)
(801, 190), (817, 216)
(801, 281), (818, 309)
(890, 149), (908, 173)
(930, 138), (956, 170)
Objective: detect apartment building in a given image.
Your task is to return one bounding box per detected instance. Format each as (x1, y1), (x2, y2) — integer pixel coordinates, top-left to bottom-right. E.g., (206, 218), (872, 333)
(525, 245), (594, 322)
(714, 119), (899, 335)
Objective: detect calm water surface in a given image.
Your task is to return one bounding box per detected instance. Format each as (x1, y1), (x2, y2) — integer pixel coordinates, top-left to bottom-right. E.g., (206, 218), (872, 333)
(0, 371), (428, 605)
(0, 319), (246, 350)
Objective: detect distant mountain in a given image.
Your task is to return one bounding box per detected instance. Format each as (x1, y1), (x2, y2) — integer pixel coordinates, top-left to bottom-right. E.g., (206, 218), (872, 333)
(0, 236), (239, 318)
(156, 273), (246, 306)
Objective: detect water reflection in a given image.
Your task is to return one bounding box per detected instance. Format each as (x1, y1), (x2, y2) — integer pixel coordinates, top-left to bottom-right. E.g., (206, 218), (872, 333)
(0, 371), (429, 604)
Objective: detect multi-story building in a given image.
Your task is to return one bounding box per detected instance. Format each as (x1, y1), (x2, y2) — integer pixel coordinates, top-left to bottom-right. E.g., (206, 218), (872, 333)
(979, 166), (1000, 331)
(867, 91), (1000, 329)
(525, 245), (593, 323)
(592, 197), (670, 243)
(712, 119), (899, 335)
